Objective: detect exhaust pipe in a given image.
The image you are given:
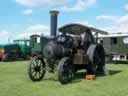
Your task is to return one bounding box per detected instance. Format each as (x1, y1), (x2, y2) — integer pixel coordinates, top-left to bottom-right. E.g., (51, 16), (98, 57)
(50, 10), (59, 37)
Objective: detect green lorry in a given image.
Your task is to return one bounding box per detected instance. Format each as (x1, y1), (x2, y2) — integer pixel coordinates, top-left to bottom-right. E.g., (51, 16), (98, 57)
(0, 39), (31, 61)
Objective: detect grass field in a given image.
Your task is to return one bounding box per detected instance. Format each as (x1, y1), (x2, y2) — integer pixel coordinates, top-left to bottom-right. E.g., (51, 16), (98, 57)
(0, 61), (128, 96)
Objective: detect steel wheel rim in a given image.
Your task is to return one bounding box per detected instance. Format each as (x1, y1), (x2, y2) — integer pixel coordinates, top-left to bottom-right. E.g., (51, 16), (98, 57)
(30, 58), (45, 80)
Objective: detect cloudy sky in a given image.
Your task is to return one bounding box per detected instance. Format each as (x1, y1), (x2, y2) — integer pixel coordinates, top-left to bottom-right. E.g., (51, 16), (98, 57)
(0, 0), (128, 43)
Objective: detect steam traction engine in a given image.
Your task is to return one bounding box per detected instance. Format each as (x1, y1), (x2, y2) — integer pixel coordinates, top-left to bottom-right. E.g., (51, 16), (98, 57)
(28, 11), (108, 84)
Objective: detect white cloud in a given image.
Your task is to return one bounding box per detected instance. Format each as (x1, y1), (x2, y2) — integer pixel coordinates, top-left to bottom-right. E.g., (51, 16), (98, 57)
(0, 30), (12, 44)
(96, 14), (128, 24)
(96, 14), (128, 33)
(16, 24), (49, 39)
(16, 32), (42, 39)
(16, 31), (50, 39)
(16, 0), (69, 7)
(0, 24), (49, 43)
(124, 4), (128, 10)
(117, 14), (128, 24)
(16, 0), (96, 12)
(27, 24), (49, 32)
(96, 15), (119, 22)
(23, 9), (32, 15)
(16, 0), (33, 7)
(103, 24), (128, 33)
(60, 0), (96, 12)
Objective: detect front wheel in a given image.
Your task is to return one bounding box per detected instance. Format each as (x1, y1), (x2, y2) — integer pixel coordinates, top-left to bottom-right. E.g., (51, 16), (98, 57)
(28, 56), (46, 81)
(58, 57), (74, 84)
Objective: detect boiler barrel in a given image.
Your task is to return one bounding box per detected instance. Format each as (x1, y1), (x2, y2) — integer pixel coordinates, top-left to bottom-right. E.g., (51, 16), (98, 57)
(43, 41), (72, 59)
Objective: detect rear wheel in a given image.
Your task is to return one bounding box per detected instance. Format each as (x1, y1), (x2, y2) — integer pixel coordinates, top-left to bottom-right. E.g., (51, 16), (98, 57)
(87, 44), (105, 75)
(58, 57), (74, 84)
(28, 56), (46, 81)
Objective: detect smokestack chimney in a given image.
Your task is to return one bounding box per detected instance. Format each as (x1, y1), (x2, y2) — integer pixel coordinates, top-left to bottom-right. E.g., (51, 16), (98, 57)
(50, 10), (59, 37)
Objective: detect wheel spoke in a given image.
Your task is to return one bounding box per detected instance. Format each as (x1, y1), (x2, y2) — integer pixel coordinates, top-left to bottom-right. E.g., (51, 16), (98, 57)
(39, 71), (42, 78)
(32, 61), (36, 67)
(33, 72), (37, 78)
(36, 72), (39, 79)
(38, 60), (42, 66)
(33, 60), (37, 67)
(32, 72), (35, 77)
(37, 60), (40, 66)
(31, 68), (35, 73)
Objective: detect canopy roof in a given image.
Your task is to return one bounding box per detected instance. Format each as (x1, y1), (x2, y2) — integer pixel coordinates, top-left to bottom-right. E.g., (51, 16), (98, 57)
(59, 23), (108, 35)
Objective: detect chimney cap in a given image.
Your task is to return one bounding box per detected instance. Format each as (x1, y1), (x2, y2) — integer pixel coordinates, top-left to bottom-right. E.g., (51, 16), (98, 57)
(50, 10), (59, 16)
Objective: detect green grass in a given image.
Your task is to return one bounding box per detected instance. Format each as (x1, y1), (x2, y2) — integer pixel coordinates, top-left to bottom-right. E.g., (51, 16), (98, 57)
(0, 61), (128, 96)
